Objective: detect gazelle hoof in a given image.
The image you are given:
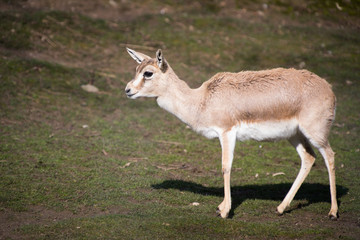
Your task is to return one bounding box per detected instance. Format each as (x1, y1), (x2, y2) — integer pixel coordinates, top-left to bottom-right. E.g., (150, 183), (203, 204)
(276, 206), (285, 216)
(216, 208), (229, 218)
(328, 213), (338, 220)
(216, 208), (221, 215)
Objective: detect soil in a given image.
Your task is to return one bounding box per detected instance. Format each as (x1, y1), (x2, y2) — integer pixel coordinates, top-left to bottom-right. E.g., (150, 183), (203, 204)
(0, 205), (129, 239)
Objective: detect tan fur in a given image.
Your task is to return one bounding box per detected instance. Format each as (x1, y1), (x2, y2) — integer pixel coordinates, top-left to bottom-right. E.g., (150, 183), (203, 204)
(125, 48), (338, 219)
(197, 69), (336, 144)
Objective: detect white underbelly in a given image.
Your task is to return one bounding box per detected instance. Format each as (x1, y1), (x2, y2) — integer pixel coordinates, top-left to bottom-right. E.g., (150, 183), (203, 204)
(196, 119), (299, 141)
(235, 119), (298, 141)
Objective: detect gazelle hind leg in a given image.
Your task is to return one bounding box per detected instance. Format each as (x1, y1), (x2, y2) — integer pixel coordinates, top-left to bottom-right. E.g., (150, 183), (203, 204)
(318, 144), (338, 219)
(297, 100), (337, 218)
(277, 134), (316, 215)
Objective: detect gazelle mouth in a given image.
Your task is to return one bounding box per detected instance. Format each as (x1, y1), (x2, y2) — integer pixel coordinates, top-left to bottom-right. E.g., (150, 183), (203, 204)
(126, 92), (137, 98)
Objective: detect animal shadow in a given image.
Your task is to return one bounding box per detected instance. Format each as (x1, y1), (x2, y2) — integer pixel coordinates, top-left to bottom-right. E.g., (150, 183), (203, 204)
(152, 180), (348, 218)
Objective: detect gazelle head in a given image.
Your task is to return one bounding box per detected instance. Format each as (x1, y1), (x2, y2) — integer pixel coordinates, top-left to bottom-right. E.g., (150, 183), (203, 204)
(125, 48), (169, 99)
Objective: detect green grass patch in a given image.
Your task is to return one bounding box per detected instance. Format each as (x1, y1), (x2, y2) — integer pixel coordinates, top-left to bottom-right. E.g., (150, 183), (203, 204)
(1, 1), (360, 239)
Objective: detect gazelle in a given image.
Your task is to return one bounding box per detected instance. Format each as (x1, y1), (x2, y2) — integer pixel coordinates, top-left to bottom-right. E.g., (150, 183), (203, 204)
(125, 48), (338, 219)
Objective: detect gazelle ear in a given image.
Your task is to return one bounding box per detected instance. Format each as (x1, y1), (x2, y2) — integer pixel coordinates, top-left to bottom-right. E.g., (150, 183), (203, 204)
(126, 48), (150, 64)
(156, 49), (168, 73)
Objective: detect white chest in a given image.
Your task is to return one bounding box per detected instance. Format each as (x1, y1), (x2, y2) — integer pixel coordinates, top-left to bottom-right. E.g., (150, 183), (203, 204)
(196, 126), (222, 139)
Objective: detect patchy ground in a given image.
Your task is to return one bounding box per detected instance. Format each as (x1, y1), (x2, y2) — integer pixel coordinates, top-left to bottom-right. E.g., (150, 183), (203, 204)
(1, 0), (360, 239)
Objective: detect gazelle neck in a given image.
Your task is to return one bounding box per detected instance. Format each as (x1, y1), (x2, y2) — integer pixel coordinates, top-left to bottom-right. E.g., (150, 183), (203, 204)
(156, 68), (200, 128)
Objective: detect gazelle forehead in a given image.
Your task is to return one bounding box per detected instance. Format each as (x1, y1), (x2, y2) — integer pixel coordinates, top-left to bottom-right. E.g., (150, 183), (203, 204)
(136, 59), (157, 73)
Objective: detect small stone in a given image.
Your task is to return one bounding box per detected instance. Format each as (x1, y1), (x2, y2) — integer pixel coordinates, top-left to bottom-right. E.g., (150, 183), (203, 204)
(299, 61), (306, 69)
(109, 0), (118, 8)
(81, 84), (99, 93)
(346, 80), (353, 85)
(272, 172), (285, 177)
(160, 7), (167, 15)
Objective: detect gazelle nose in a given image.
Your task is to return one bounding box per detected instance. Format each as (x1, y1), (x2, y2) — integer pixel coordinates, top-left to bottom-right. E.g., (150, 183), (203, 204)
(125, 88), (131, 94)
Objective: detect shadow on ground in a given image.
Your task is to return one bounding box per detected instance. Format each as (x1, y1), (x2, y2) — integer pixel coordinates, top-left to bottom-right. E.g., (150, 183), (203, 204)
(152, 180), (348, 217)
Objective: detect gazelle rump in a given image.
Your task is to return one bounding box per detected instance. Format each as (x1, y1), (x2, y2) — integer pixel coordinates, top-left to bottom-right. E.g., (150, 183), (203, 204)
(125, 48), (338, 219)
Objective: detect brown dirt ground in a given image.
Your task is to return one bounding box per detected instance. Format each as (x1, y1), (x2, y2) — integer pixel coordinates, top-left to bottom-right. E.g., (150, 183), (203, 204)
(0, 205), (130, 239)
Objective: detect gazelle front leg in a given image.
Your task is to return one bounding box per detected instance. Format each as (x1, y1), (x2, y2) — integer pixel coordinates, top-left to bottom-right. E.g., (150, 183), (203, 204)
(217, 130), (236, 218)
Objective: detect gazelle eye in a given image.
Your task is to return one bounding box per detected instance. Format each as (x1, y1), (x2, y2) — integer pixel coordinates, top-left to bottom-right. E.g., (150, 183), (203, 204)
(143, 71), (153, 79)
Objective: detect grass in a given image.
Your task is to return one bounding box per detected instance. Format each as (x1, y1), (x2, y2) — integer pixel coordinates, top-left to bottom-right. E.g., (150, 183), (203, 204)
(1, 0), (360, 239)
